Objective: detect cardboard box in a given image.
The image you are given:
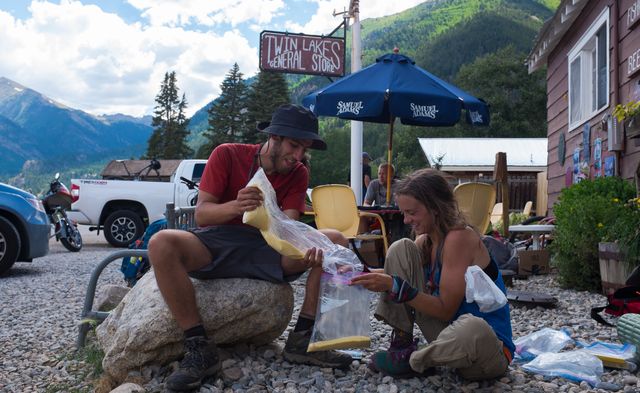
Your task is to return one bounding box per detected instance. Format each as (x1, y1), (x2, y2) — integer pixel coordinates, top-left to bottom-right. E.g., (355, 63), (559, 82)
(357, 240), (383, 267)
(518, 249), (550, 276)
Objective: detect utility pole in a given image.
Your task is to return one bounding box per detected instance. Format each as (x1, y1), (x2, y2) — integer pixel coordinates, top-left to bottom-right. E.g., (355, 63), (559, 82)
(349, 0), (364, 203)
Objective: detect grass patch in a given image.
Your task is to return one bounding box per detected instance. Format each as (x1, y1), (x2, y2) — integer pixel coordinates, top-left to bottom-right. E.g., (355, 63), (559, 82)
(45, 330), (105, 393)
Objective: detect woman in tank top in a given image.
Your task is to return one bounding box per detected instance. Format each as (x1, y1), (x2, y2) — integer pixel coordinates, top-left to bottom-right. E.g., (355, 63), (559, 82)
(351, 168), (514, 380)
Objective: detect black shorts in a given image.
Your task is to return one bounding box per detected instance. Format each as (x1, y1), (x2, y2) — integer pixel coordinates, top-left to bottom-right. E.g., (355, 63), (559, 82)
(188, 225), (302, 283)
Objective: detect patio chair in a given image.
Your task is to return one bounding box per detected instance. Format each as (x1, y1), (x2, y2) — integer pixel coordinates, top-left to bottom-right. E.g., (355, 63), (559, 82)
(490, 202), (503, 227)
(311, 184), (389, 264)
(522, 201), (533, 217)
(453, 182), (496, 234)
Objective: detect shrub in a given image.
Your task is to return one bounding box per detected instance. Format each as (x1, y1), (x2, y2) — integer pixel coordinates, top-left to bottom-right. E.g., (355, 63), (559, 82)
(605, 196), (640, 266)
(490, 212), (529, 234)
(551, 176), (635, 291)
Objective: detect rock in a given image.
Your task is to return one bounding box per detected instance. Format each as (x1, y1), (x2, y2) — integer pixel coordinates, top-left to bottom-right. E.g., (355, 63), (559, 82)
(222, 366), (243, 381)
(95, 284), (130, 312)
(109, 382), (145, 393)
(96, 272), (294, 382)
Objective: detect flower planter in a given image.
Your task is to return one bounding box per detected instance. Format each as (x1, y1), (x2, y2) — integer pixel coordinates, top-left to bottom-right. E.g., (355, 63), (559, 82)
(625, 114), (640, 139)
(599, 242), (634, 295)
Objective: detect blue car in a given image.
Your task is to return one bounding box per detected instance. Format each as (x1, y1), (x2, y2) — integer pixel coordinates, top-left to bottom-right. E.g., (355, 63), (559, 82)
(0, 183), (50, 275)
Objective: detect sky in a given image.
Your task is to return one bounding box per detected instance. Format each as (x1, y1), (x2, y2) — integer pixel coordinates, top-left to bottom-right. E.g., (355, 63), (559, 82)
(0, 0), (426, 118)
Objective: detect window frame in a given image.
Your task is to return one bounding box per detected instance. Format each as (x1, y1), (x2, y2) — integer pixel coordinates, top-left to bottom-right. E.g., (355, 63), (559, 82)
(567, 7), (610, 131)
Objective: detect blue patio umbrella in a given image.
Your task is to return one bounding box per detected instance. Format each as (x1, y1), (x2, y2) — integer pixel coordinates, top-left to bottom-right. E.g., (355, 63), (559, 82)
(303, 51), (490, 204)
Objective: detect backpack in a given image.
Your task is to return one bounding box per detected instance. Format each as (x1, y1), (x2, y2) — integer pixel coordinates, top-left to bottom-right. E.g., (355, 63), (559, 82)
(120, 218), (167, 287)
(591, 286), (640, 326)
(482, 235), (519, 272)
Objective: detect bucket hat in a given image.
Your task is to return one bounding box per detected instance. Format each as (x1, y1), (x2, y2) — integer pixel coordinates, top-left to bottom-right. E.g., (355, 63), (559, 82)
(257, 104), (326, 150)
(362, 152), (372, 160)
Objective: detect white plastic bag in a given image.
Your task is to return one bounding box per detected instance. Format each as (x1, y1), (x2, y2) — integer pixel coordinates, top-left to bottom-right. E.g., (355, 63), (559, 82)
(243, 168), (362, 274)
(464, 265), (507, 313)
(308, 272), (371, 352)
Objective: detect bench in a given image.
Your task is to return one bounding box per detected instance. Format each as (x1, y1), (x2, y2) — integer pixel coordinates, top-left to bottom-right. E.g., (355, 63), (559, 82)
(76, 203), (196, 349)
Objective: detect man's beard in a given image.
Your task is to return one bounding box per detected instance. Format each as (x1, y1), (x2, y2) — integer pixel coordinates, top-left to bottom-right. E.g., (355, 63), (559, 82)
(269, 140), (293, 175)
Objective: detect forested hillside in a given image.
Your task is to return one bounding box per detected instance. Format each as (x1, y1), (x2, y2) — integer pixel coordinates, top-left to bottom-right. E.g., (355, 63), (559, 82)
(191, 0), (558, 186)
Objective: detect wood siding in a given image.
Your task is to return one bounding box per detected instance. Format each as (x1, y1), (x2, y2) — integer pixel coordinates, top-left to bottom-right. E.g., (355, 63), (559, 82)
(545, 0), (640, 213)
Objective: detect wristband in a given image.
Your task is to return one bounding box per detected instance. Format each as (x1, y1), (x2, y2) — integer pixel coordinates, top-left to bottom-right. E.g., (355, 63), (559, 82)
(388, 275), (419, 303)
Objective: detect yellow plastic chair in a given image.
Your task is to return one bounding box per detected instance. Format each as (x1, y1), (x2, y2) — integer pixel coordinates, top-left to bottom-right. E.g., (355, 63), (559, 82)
(453, 182), (496, 234)
(311, 184), (389, 261)
(490, 202), (503, 226)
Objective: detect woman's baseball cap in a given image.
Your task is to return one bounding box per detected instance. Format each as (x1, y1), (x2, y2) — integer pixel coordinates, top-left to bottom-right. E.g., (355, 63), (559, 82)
(256, 104), (327, 150)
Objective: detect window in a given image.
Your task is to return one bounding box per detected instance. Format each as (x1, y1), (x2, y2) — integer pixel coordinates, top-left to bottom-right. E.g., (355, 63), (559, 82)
(568, 8), (610, 130)
(192, 163), (205, 182)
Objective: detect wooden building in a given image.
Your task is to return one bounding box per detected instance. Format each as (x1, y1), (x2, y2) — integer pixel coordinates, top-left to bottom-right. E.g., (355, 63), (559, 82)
(101, 159), (183, 182)
(527, 0), (640, 213)
(418, 138), (548, 214)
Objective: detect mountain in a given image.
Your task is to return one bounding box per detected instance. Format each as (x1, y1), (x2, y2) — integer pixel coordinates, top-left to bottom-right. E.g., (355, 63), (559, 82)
(99, 113), (153, 126)
(0, 77), (153, 178)
(187, 0), (556, 147)
(0, 114), (44, 175)
(1, 0), (559, 186)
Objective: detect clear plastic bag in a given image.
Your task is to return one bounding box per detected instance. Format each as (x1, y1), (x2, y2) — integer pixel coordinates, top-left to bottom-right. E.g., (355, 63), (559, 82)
(464, 265), (507, 313)
(522, 350), (603, 386)
(307, 272), (371, 352)
(576, 340), (637, 370)
(514, 328), (573, 361)
(243, 169), (362, 274)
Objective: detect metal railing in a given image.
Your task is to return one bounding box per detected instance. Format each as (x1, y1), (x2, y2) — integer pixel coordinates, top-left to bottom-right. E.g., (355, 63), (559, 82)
(165, 202), (196, 229)
(77, 203), (197, 348)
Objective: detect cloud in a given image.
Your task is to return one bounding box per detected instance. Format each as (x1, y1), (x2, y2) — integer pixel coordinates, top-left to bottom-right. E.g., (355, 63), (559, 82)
(0, 0), (426, 117)
(0, 0), (257, 117)
(284, 0), (426, 35)
(126, 0), (286, 27)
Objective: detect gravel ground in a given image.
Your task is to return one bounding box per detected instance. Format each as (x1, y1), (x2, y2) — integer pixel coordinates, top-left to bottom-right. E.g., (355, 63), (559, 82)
(1, 236), (640, 393)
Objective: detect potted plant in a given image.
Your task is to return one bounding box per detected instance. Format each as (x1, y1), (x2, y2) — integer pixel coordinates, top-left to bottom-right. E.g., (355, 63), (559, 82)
(551, 177), (636, 292)
(599, 196), (640, 293)
(613, 101), (640, 138)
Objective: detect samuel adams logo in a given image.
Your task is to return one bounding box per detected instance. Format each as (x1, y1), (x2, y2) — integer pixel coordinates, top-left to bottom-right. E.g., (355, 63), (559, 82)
(337, 101), (364, 115)
(410, 103), (438, 119)
(469, 111), (483, 124)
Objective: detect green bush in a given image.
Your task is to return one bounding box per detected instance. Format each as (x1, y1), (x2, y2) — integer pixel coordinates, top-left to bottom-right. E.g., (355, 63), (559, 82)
(551, 177), (635, 291)
(490, 212), (530, 234)
(606, 196), (640, 266)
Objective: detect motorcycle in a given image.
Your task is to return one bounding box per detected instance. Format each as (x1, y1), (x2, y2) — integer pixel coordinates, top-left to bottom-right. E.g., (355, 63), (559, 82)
(180, 176), (199, 206)
(42, 173), (83, 252)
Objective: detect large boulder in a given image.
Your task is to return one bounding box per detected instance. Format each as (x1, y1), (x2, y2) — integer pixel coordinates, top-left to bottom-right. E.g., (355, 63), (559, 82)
(96, 271), (294, 382)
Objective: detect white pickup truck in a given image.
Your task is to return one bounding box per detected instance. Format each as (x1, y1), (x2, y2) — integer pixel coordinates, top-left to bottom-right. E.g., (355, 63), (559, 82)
(68, 159), (207, 247)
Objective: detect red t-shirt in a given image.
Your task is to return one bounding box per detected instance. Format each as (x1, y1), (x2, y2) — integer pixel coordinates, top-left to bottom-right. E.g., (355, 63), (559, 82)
(199, 143), (309, 225)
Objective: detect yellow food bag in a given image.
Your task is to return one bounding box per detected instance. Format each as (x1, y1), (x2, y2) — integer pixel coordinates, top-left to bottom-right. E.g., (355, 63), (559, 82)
(243, 169), (363, 274)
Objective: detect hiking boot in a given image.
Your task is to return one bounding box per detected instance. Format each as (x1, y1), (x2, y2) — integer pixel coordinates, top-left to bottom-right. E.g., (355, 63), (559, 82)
(283, 329), (353, 369)
(368, 331), (418, 377)
(166, 336), (221, 391)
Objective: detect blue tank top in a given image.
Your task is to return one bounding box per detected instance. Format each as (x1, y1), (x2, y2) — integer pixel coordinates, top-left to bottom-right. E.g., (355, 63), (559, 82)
(424, 242), (515, 357)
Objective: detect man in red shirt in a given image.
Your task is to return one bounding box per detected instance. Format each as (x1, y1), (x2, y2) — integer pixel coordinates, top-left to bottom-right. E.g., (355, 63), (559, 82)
(148, 104), (352, 391)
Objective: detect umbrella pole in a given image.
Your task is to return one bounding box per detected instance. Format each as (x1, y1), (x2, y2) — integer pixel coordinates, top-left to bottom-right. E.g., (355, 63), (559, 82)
(386, 117), (394, 206)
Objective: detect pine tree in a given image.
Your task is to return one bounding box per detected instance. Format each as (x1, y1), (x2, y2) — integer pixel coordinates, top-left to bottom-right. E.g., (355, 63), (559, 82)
(198, 63), (248, 157)
(243, 70), (290, 143)
(145, 71), (192, 159)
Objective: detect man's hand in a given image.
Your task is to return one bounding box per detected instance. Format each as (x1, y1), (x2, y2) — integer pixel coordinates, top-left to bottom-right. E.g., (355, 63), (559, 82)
(302, 247), (323, 269)
(235, 186), (263, 214)
(350, 272), (393, 292)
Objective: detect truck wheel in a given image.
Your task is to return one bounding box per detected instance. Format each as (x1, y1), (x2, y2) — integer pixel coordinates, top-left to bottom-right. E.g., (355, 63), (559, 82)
(0, 216), (21, 276)
(104, 210), (144, 248)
